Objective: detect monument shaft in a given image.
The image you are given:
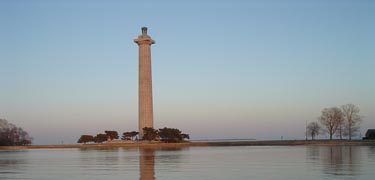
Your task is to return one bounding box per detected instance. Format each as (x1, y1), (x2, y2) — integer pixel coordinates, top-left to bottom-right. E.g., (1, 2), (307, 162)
(134, 27), (155, 139)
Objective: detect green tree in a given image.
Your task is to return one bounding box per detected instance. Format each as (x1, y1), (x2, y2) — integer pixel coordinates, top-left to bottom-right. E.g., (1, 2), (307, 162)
(94, 133), (107, 143)
(181, 133), (190, 140)
(142, 127), (158, 141)
(105, 130), (119, 140)
(158, 127), (190, 143)
(122, 132), (131, 140)
(122, 131), (139, 140)
(77, 135), (94, 144)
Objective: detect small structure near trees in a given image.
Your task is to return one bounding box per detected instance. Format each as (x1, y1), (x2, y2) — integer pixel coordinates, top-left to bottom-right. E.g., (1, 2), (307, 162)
(363, 129), (375, 140)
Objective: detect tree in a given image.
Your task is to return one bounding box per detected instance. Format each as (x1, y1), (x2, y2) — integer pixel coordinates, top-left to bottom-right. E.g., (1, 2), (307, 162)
(142, 127), (158, 141)
(158, 127), (180, 143)
(94, 133), (107, 143)
(104, 130), (119, 140)
(319, 107), (344, 140)
(130, 131), (139, 140)
(341, 104), (362, 140)
(336, 119), (345, 140)
(307, 122), (320, 140)
(158, 127), (190, 143)
(78, 135), (94, 144)
(122, 131), (139, 141)
(181, 133), (190, 140)
(122, 132), (131, 140)
(0, 118), (32, 146)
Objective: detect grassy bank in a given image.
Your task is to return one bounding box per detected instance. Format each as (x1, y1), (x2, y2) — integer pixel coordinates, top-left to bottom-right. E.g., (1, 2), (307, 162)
(1, 140), (374, 150)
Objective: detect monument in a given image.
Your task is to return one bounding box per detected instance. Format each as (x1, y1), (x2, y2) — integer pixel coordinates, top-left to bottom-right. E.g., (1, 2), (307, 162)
(134, 27), (155, 139)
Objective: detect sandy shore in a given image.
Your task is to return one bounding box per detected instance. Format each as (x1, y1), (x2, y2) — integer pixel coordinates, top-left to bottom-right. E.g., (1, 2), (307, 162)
(1, 140), (374, 150)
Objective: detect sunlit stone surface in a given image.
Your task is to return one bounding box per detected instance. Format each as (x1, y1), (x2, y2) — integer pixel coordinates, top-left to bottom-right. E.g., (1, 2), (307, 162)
(134, 27), (155, 139)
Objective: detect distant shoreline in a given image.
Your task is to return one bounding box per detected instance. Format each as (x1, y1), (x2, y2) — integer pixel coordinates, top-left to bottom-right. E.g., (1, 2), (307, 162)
(1, 140), (374, 150)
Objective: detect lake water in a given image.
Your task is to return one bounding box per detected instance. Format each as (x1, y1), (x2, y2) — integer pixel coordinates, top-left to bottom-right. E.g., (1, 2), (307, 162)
(1, 145), (374, 180)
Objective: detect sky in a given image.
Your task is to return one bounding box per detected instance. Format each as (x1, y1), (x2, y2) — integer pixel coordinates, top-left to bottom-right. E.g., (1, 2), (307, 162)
(0, 0), (374, 145)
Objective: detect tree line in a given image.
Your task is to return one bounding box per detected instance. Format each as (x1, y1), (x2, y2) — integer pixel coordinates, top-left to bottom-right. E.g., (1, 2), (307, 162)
(0, 118), (32, 146)
(78, 127), (190, 144)
(307, 104), (362, 140)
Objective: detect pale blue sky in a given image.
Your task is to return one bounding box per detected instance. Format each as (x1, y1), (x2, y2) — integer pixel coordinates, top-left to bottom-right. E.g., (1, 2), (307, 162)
(0, 0), (374, 144)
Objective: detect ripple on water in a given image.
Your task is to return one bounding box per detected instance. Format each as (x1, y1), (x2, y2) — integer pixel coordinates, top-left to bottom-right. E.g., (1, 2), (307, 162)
(0, 145), (374, 180)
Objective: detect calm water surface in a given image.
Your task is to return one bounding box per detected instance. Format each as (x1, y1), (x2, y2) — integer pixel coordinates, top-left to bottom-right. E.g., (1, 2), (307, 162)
(1, 145), (374, 180)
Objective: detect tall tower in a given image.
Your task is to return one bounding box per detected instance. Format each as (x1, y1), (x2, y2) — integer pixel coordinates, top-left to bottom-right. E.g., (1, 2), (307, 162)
(134, 27), (155, 139)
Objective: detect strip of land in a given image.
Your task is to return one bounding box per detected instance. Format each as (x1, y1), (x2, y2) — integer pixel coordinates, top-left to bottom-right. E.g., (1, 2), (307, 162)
(1, 140), (374, 150)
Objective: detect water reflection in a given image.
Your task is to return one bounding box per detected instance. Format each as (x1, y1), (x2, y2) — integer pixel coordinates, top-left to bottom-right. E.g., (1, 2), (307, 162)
(0, 151), (28, 175)
(79, 148), (124, 170)
(2, 146), (374, 180)
(78, 147), (185, 180)
(367, 146), (375, 161)
(139, 149), (155, 180)
(307, 146), (361, 178)
(306, 145), (320, 161)
(139, 147), (186, 180)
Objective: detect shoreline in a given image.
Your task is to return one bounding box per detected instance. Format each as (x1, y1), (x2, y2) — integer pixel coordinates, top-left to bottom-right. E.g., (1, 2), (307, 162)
(1, 140), (375, 150)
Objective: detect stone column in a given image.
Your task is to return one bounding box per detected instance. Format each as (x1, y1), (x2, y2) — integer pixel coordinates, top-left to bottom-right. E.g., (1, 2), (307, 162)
(134, 27), (155, 139)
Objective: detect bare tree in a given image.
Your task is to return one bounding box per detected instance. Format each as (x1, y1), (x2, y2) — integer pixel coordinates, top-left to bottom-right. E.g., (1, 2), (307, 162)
(307, 122), (321, 140)
(319, 107), (344, 140)
(0, 118), (32, 146)
(336, 121), (344, 140)
(341, 104), (362, 140)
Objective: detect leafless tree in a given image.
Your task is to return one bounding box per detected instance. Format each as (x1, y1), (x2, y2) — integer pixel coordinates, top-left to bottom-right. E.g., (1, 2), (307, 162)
(0, 118), (32, 146)
(307, 122), (321, 140)
(336, 121), (344, 140)
(341, 104), (362, 140)
(319, 107), (344, 140)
